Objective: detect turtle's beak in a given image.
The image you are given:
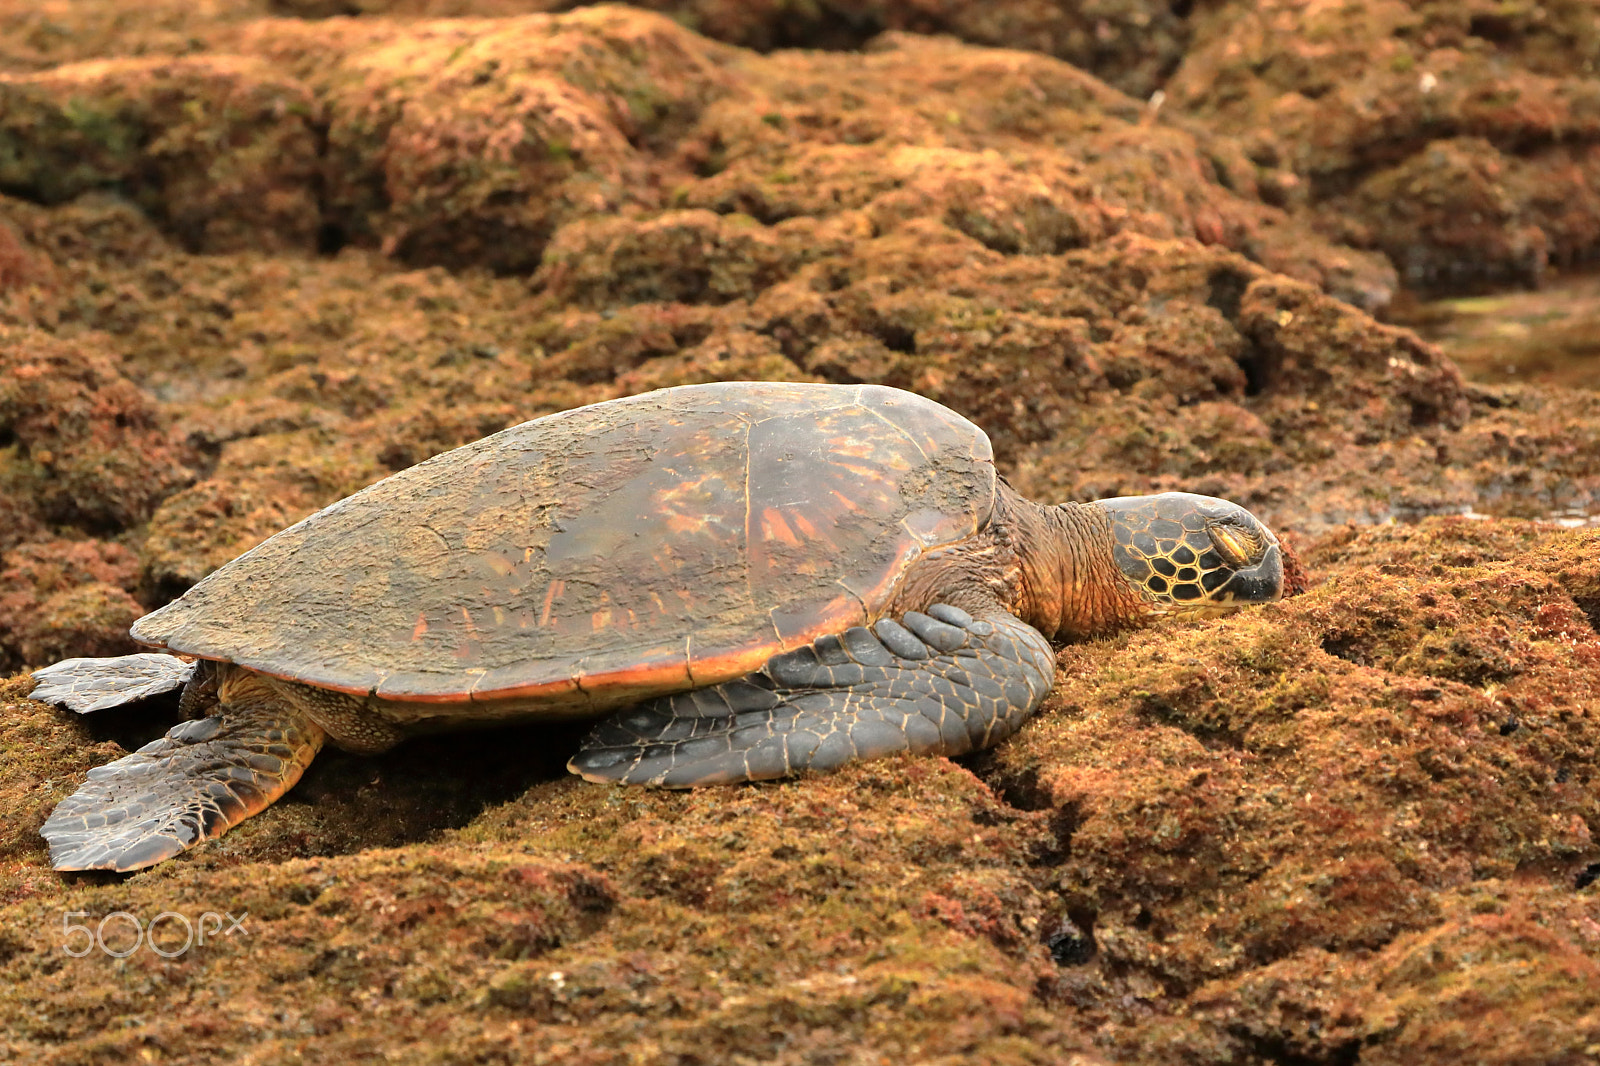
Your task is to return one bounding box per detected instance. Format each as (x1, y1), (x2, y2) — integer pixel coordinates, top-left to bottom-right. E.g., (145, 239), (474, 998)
(1208, 539), (1283, 607)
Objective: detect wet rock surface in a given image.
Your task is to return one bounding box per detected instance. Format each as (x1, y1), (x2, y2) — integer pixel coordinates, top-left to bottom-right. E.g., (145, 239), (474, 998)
(1402, 271), (1600, 391)
(0, 3), (1597, 1063)
(1167, 0), (1600, 295)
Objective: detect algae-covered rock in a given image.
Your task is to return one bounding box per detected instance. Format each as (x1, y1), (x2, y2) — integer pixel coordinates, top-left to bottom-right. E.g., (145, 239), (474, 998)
(0, 539), (143, 671)
(238, 7), (736, 271)
(674, 31), (1398, 311)
(0, 55), (321, 252)
(536, 207), (805, 308)
(1167, 0), (1600, 294)
(0, 325), (194, 537)
(257, 0), (1195, 99)
(0, 214), (56, 328)
(0, 0), (271, 72)
(0, 3), (1597, 1063)
(981, 520), (1600, 1061)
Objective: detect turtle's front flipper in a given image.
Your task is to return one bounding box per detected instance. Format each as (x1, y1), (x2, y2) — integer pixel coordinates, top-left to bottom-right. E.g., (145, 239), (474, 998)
(570, 604), (1055, 787)
(30, 654), (197, 714)
(41, 683), (324, 872)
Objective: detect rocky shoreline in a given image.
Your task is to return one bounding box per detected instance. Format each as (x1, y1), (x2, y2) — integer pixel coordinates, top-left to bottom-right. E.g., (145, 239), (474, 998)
(1, 3), (1597, 1062)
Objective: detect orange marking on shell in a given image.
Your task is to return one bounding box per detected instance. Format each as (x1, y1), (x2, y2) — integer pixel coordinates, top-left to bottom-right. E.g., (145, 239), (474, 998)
(791, 511), (822, 542)
(475, 627), (844, 704)
(248, 614), (870, 704)
(591, 608), (613, 632)
(828, 437), (881, 459)
(454, 606), (482, 661)
(678, 642), (780, 685)
(411, 613), (428, 642)
(538, 581), (563, 627)
(459, 672), (582, 701)
(833, 460), (884, 480)
(655, 476), (724, 536)
(581, 653), (695, 693)
(662, 512), (707, 536)
(761, 507), (801, 547)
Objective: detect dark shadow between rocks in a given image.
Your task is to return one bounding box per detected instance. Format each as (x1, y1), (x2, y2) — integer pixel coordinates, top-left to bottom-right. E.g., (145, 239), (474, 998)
(958, 748), (1055, 811)
(1226, 1028), (1363, 1066)
(1560, 578), (1600, 635)
(767, 6), (889, 52)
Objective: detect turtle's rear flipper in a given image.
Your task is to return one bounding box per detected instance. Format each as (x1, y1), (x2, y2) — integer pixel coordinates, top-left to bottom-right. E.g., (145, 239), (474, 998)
(569, 604), (1055, 787)
(30, 654), (196, 714)
(42, 696), (324, 872)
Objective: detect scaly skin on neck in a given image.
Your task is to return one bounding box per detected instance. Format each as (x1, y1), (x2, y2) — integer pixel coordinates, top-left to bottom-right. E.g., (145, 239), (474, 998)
(884, 482), (1152, 640)
(998, 484), (1151, 641)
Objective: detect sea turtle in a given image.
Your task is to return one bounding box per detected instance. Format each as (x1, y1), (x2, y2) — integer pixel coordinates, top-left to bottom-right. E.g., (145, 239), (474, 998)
(31, 381), (1285, 872)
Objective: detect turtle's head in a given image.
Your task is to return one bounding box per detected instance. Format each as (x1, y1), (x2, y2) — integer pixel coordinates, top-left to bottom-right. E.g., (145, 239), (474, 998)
(1093, 492), (1283, 620)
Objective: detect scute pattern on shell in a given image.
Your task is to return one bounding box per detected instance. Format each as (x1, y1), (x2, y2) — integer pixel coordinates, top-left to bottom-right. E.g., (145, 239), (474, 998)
(130, 383), (997, 705)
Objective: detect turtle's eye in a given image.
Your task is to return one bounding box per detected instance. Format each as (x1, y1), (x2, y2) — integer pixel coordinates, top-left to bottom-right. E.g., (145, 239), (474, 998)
(1206, 519), (1265, 568)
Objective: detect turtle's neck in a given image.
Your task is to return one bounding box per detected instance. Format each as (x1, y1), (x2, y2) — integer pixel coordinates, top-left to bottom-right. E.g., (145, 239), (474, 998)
(998, 483), (1151, 641)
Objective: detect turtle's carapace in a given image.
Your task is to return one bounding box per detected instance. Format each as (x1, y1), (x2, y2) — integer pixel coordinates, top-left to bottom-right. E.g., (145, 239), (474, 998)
(32, 382), (1286, 872)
